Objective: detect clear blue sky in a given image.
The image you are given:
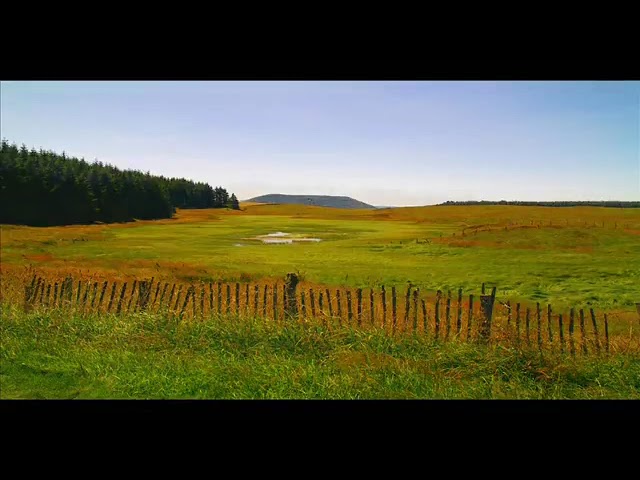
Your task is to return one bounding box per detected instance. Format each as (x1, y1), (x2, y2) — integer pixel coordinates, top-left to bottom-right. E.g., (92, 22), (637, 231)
(2, 81), (638, 205)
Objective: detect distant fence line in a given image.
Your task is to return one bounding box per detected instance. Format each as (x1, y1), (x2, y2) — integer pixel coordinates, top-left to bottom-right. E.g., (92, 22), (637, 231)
(17, 272), (627, 356)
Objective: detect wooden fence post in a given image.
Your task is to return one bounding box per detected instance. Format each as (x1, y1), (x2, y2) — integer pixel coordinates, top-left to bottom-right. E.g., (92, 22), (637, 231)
(370, 288), (374, 326)
(217, 283), (222, 315)
(579, 309), (588, 355)
(300, 288), (307, 319)
(356, 288), (362, 326)
(346, 290), (353, 325)
(558, 314), (565, 354)
(547, 304), (553, 345)
(421, 299), (428, 334)
(403, 285), (412, 330)
(310, 288), (316, 319)
(381, 286), (387, 328)
(515, 303), (521, 344)
(107, 282), (117, 312)
(318, 291), (324, 323)
(53, 282), (59, 308)
(173, 285), (184, 312)
(604, 313), (610, 354)
(246, 284), (250, 314)
(116, 283), (127, 314)
(590, 308), (601, 354)
(284, 273), (299, 319)
(569, 308), (576, 357)
(127, 280), (138, 312)
(158, 283), (169, 310)
(336, 289), (343, 326)
(236, 283), (240, 314)
(435, 290), (441, 340)
(273, 284), (278, 321)
(445, 290), (452, 340)
(200, 286), (205, 317)
(97, 281), (108, 311)
(456, 289), (463, 335)
(227, 284), (232, 315)
(536, 303), (542, 351)
(412, 289), (419, 332)
(263, 285), (268, 318)
(391, 286), (397, 332)
(478, 287), (496, 342)
(208, 283), (213, 312)
(90, 281), (98, 310)
(325, 288), (333, 319)
(467, 294), (473, 340)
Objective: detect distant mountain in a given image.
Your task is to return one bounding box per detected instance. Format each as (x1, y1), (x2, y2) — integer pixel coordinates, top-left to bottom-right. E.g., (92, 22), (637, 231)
(246, 194), (376, 209)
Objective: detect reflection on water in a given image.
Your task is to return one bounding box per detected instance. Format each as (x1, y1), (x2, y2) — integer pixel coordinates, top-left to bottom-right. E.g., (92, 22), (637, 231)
(251, 232), (322, 244)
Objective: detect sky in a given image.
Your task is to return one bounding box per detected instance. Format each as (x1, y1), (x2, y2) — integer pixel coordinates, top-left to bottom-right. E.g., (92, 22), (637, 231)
(1, 81), (639, 206)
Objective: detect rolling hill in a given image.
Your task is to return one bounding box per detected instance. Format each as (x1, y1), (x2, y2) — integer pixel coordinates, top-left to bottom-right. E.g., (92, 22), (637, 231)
(245, 194), (376, 209)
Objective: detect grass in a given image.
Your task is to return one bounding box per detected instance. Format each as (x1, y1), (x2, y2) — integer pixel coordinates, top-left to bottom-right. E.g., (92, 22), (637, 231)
(1, 307), (639, 399)
(2, 204), (639, 312)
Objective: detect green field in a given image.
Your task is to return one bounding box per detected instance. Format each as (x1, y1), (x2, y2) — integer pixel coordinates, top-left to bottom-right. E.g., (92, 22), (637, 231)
(3, 204), (640, 312)
(2, 307), (638, 399)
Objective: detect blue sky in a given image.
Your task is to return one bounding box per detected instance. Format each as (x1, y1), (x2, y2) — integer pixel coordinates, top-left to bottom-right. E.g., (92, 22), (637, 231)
(1, 81), (638, 205)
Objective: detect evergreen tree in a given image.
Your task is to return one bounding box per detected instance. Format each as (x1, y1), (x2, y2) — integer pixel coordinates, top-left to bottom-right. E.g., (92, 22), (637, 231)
(228, 193), (240, 210)
(0, 139), (241, 226)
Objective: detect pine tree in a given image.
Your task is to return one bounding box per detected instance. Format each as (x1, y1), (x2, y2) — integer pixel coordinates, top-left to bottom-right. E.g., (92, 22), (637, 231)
(228, 193), (240, 210)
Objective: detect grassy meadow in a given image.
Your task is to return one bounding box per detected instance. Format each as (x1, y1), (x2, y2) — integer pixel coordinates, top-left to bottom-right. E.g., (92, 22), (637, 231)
(2, 307), (639, 399)
(2, 203), (640, 399)
(2, 203), (640, 312)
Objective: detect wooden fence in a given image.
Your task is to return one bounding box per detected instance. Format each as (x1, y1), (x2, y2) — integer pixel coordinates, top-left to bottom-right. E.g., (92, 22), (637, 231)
(19, 272), (626, 356)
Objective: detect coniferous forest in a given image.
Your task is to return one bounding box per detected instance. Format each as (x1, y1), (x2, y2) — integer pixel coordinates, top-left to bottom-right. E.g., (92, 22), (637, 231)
(0, 140), (240, 226)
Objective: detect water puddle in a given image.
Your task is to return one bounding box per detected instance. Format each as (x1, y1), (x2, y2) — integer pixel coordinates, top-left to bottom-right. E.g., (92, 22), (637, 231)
(247, 232), (322, 244)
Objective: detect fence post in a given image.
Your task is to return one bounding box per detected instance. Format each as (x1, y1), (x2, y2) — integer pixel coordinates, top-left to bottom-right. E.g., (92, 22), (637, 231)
(515, 303), (521, 344)
(325, 288), (333, 319)
(253, 284), (259, 316)
(590, 308), (601, 354)
(579, 309), (588, 355)
(604, 313), (610, 354)
(456, 289), (463, 335)
(284, 273), (299, 319)
(391, 286), (398, 333)
(445, 290), (452, 340)
(467, 294), (473, 340)
(381, 286), (387, 328)
(478, 286), (496, 342)
(116, 283), (127, 314)
(107, 282), (117, 312)
(310, 288), (317, 319)
(236, 283), (240, 314)
(300, 288), (307, 319)
(403, 285), (412, 330)
(263, 285), (268, 318)
(435, 290), (441, 340)
(536, 303), (542, 351)
(336, 289), (343, 326)
(412, 289), (419, 332)
(547, 304), (553, 345)
(558, 314), (565, 354)
(346, 290), (353, 325)
(356, 288), (362, 326)
(273, 284), (279, 321)
(421, 299), (428, 334)
(370, 288), (375, 326)
(569, 308), (576, 357)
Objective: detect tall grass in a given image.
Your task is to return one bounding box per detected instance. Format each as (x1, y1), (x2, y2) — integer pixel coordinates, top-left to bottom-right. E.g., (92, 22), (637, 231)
(2, 306), (638, 399)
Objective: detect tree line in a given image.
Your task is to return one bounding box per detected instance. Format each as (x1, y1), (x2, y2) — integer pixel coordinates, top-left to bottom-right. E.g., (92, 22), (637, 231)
(0, 140), (240, 226)
(437, 200), (640, 208)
